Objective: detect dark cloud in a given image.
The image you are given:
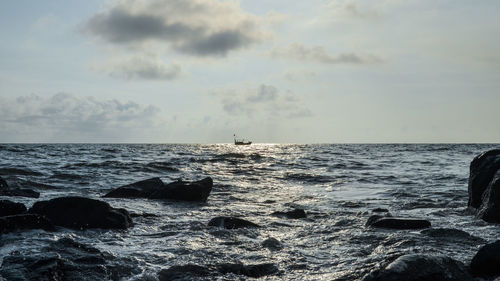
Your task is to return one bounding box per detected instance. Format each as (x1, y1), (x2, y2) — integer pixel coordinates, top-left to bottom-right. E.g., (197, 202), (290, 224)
(83, 0), (266, 57)
(216, 85), (312, 119)
(0, 93), (162, 142)
(107, 58), (182, 80)
(271, 43), (383, 64)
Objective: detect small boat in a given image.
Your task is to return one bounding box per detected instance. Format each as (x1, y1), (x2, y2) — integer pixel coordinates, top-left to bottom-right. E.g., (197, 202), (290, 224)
(234, 134), (252, 145)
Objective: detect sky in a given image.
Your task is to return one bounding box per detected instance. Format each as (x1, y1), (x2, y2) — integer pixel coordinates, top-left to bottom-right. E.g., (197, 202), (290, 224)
(0, 0), (499, 143)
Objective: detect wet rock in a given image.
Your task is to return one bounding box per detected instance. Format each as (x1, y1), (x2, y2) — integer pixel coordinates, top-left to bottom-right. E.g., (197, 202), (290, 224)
(477, 170), (500, 223)
(0, 200), (27, 216)
(366, 215), (430, 230)
(158, 263), (278, 280)
(208, 216), (259, 229)
(103, 177), (213, 202)
(361, 254), (473, 281)
(0, 176), (39, 198)
(372, 208), (389, 213)
(468, 149), (500, 209)
(262, 237), (282, 250)
(0, 214), (55, 233)
(29, 196), (132, 229)
(158, 264), (211, 281)
(470, 240), (500, 277)
(421, 228), (484, 243)
(0, 237), (139, 281)
(217, 263), (278, 278)
(271, 208), (307, 219)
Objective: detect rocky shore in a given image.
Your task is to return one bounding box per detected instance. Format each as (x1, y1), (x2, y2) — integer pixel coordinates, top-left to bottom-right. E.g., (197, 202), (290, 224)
(1, 148), (500, 280)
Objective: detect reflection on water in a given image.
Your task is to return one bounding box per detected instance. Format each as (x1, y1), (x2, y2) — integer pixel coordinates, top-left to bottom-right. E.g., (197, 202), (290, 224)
(0, 143), (499, 280)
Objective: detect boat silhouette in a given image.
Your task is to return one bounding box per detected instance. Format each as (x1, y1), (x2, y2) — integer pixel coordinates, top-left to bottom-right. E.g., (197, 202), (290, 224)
(234, 134), (252, 145)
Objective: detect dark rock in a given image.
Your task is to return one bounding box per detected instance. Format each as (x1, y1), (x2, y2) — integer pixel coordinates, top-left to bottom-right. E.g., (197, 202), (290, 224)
(366, 215), (430, 230)
(208, 216), (259, 229)
(362, 254), (473, 281)
(0, 237), (139, 281)
(470, 240), (500, 277)
(103, 177), (213, 202)
(421, 228), (484, 243)
(271, 208), (307, 219)
(0, 200), (27, 216)
(158, 263), (278, 281)
(468, 149), (500, 209)
(217, 263), (278, 278)
(29, 196), (132, 229)
(0, 176), (39, 198)
(477, 170), (500, 223)
(158, 264), (211, 281)
(262, 237), (282, 250)
(372, 208), (389, 213)
(0, 214), (55, 233)
(0, 176), (8, 188)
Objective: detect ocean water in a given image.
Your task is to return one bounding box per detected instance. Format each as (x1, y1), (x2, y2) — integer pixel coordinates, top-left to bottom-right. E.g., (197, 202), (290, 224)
(0, 143), (499, 280)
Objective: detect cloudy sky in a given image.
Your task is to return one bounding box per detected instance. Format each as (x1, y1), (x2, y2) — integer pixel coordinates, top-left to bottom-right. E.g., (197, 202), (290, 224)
(1, 0), (499, 143)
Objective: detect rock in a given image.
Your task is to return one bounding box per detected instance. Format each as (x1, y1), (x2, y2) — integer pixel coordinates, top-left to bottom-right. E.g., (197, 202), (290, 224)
(0, 214), (55, 233)
(0, 200), (27, 216)
(468, 149), (500, 209)
(103, 177), (213, 202)
(366, 215), (431, 230)
(361, 254), (473, 281)
(158, 264), (211, 281)
(208, 216), (259, 229)
(0, 176), (39, 198)
(470, 240), (500, 277)
(262, 237), (282, 250)
(421, 228), (484, 243)
(29, 196), (132, 229)
(217, 263), (278, 278)
(271, 208), (307, 219)
(158, 263), (278, 281)
(477, 170), (500, 223)
(0, 237), (139, 281)
(372, 208), (389, 213)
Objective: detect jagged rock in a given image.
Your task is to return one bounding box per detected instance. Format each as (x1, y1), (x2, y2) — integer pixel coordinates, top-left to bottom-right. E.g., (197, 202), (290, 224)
(366, 215), (430, 230)
(208, 216), (259, 229)
(271, 208), (307, 219)
(361, 254), (473, 281)
(103, 177), (213, 202)
(0, 200), (27, 216)
(0, 238), (139, 281)
(468, 149), (500, 209)
(29, 196), (132, 230)
(470, 240), (500, 277)
(0, 214), (55, 233)
(0, 176), (39, 198)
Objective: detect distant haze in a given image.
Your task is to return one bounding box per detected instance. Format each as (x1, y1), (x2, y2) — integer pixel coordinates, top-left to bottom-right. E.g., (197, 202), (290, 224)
(1, 0), (499, 143)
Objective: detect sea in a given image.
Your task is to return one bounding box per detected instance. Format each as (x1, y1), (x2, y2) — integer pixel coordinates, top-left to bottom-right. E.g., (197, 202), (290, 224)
(1, 143), (499, 280)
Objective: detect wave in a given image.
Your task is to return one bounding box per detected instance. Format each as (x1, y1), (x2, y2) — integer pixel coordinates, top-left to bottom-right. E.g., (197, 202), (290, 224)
(0, 167), (44, 176)
(284, 172), (333, 184)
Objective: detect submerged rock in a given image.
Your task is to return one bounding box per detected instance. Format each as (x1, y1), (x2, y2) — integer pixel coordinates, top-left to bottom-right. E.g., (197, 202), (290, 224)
(29, 196), (132, 230)
(366, 215), (431, 230)
(262, 237), (282, 250)
(0, 176), (39, 198)
(470, 240), (500, 277)
(0, 214), (55, 233)
(208, 216), (259, 229)
(271, 208), (307, 219)
(0, 237), (139, 281)
(361, 254), (473, 281)
(103, 177), (213, 202)
(0, 200), (27, 216)
(158, 263), (278, 281)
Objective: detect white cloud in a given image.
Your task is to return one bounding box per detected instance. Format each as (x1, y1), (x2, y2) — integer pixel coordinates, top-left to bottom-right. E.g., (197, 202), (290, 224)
(271, 43), (382, 64)
(0, 93), (163, 142)
(215, 84), (312, 119)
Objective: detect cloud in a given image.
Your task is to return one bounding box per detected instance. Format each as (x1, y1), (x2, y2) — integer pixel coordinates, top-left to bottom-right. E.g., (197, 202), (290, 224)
(105, 57), (182, 80)
(215, 84), (312, 119)
(83, 0), (268, 57)
(0, 93), (163, 142)
(271, 43), (382, 64)
(328, 1), (380, 20)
